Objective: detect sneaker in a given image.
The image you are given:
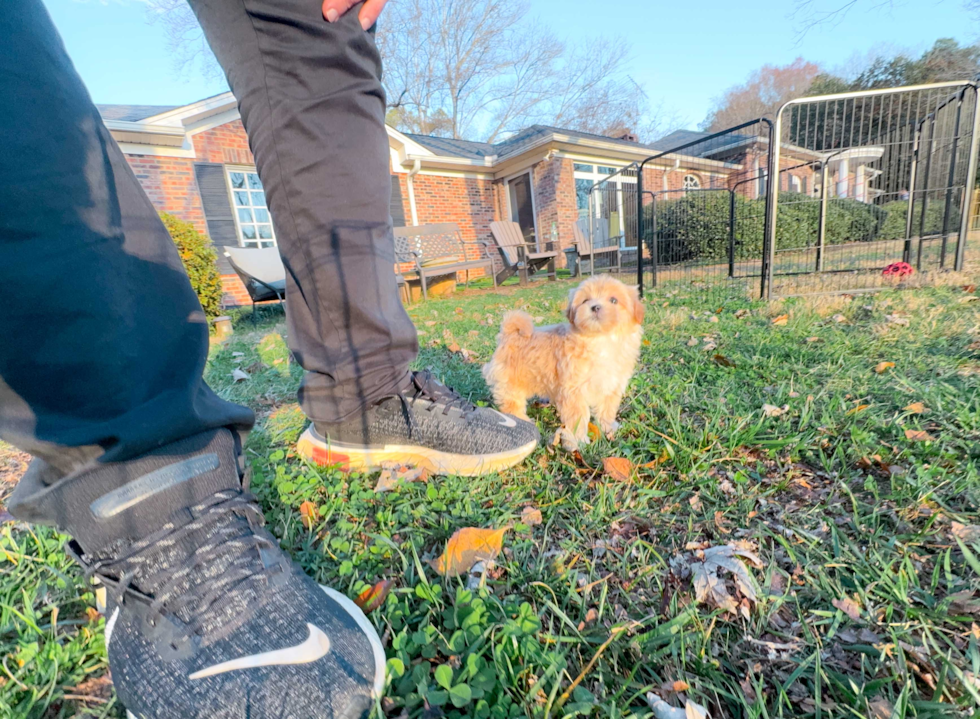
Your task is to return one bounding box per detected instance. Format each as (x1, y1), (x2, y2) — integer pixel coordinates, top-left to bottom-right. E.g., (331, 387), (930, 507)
(296, 370), (539, 475)
(11, 429), (383, 719)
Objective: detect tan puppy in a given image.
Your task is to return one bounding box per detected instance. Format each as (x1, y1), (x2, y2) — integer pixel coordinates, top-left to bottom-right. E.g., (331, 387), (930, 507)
(482, 275), (644, 450)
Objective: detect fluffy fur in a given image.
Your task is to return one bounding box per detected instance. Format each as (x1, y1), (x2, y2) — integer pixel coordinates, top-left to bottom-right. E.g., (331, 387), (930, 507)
(482, 275), (644, 450)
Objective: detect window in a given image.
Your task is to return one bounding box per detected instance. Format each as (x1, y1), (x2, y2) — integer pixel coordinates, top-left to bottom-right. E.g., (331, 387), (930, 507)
(227, 169), (276, 248)
(682, 174), (701, 190)
(576, 178), (593, 214)
(573, 163), (594, 173)
(597, 166), (616, 175)
(572, 161), (635, 220)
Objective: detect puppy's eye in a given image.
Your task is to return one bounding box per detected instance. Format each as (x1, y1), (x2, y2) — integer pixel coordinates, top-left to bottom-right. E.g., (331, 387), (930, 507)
(610, 297), (618, 304)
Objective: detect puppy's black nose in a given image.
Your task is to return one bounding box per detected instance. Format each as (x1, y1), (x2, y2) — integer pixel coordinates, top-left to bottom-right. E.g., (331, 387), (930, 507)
(590, 304), (601, 313)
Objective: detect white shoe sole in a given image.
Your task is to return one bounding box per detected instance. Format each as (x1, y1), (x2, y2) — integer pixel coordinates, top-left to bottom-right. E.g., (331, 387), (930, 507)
(125, 585), (384, 719)
(296, 426), (538, 476)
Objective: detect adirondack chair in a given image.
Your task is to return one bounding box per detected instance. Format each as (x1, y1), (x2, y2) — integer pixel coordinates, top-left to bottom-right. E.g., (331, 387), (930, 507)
(571, 218), (622, 276)
(487, 221), (557, 286)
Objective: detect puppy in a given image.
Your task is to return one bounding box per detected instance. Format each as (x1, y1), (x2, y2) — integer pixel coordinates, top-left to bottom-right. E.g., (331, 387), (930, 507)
(482, 275), (644, 450)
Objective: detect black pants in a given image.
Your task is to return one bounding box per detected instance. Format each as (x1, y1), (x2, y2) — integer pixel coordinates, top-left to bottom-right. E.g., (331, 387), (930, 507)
(0, 1), (417, 486)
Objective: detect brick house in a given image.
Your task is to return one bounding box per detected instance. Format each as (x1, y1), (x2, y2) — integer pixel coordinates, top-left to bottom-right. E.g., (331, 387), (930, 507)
(99, 93), (819, 306)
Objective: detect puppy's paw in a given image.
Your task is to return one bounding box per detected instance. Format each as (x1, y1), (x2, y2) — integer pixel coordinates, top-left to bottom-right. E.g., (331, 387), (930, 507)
(601, 420), (620, 440)
(559, 428), (588, 452)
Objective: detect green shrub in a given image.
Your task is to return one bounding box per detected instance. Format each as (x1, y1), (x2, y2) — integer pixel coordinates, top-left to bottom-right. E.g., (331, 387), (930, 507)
(160, 212), (223, 321)
(643, 191), (888, 264)
(878, 199), (949, 240)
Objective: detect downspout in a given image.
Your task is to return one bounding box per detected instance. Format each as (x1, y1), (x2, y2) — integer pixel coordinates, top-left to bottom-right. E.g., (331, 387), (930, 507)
(406, 159), (421, 226)
(663, 158), (681, 191)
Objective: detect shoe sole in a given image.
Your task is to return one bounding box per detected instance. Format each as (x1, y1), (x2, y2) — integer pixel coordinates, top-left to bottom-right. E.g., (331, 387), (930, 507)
(125, 585), (384, 719)
(295, 426), (538, 476)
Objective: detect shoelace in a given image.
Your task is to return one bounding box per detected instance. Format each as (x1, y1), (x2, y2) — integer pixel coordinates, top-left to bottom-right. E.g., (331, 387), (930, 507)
(406, 370), (477, 416)
(71, 490), (285, 642)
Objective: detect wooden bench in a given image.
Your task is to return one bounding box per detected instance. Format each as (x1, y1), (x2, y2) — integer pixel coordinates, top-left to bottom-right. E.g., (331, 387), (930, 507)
(393, 223), (497, 301)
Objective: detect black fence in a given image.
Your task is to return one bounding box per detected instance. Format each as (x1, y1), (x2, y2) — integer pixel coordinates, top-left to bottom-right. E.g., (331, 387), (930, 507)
(584, 81), (980, 300)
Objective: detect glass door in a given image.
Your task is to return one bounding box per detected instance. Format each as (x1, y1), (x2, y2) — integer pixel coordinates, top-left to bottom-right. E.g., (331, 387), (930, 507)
(508, 173), (537, 249)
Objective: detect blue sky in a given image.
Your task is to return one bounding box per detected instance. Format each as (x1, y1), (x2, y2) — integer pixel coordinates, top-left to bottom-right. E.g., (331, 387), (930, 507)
(43, 0), (977, 130)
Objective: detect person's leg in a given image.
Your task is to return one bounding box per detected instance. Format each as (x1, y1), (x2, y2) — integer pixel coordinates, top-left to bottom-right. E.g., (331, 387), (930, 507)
(1, 4), (382, 717)
(188, 0), (540, 474)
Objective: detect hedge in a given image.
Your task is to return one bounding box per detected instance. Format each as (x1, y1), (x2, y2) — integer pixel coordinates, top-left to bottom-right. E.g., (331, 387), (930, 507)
(160, 212), (223, 321)
(643, 191), (890, 264)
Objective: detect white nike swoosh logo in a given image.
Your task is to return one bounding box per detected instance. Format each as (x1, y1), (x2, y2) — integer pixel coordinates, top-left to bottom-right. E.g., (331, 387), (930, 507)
(188, 623), (331, 680)
(491, 410), (517, 428)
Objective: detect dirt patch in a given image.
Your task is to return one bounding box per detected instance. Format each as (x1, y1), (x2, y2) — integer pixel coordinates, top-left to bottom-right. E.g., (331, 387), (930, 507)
(0, 442), (30, 513)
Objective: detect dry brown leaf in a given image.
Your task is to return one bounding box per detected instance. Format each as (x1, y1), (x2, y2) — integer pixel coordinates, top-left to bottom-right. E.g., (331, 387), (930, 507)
(846, 404), (870, 416)
(832, 596), (861, 621)
(299, 501), (318, 529)
(762, 403), (787, 418)
(905, 429), (936, 442)
(714, 511), (732, 534)
(432, 527), (509, 577)
(868, 697), (893, 719)
(805, 336), (821, 343)
(672, 680), (690, 692)
(521, 506), (543, 526)
(424, 321), (436, 327)
(354, 579), (395, 613)
(447, 342), (461, 353)
(952, 522), (980, 543)
(874, 361), (895, 374)
(603, 457), (635, 482)
(374, 464), (428, 492)
(231, 368), (250, 382)
(587, 422), (602, 442)
(771, 314), (789, 326)
(734, 308), (750, 319)
(643, 339), (651, 346)
(903, 402), (926, 414)
(689, 544), (761, 614)
(712, 353), (736, 368)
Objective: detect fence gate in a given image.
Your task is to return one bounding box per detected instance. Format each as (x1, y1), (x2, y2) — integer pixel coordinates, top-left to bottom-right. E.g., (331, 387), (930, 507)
(767, 81), (980, 298)
(636, 118), (775, 297)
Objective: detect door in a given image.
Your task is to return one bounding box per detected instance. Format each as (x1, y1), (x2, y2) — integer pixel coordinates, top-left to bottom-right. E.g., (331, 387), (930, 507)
(508, 173), (537, 248)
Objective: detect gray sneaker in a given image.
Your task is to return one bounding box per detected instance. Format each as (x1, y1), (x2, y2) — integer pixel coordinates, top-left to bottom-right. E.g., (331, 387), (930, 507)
(15, 429), (383, 719)
(297, 370), (539, 476)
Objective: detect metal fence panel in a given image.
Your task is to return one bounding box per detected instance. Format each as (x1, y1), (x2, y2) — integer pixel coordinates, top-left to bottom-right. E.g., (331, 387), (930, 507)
(768, 81), (980, 298)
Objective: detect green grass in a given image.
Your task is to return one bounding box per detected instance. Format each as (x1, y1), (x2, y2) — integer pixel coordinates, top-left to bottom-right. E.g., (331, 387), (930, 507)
(3, 276), (980, 718)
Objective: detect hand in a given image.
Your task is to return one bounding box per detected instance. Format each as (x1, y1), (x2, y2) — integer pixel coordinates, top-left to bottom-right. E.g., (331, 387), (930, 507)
(322, 0), (389, 30)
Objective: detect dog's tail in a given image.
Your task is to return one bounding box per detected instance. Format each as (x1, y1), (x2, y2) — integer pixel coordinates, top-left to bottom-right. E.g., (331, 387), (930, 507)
(499, 310), (535, 339)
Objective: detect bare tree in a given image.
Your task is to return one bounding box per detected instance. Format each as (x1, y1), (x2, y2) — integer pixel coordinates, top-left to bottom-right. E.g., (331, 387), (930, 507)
(792, 0), (980, 37)
(701, 58), (821, 131)
(145, 0), (223, 82)
(377, 0), (664, 142)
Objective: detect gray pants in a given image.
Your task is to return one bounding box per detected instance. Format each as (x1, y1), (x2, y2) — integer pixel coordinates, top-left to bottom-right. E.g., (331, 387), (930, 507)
(0, 0), (418, 486)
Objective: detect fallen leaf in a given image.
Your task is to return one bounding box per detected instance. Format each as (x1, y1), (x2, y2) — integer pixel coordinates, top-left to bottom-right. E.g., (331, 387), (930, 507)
(672, 680), (690, 693)
(832, 313), (848, 323)
(686, 337), (698, 347)
(425, 321), (436, 326)
(354, 579), (395, 613)
(468, 330), (479, 336)
(885, 314), (910, 326)
(521, 506), (543, 526)
(771, 314), (789, 326)
(299, 501), (318, 529)
(832, 596), (861, 621)
(374, 464), (428, 492)
(959, 295), (979, 303)
(584, 607), (598, 625)
(587, 422), (602, 442)
(952, 522), (980, 543)
(734, 308), (750, 319)
(603, 457), (635, 482)
(646, 692), (709, 719)
(712, 354), (736, 368)
(689, 493), (702, 511)
(868, 697), (893, 719)
(846, 404), (870, 415)
(805, 336), (821, 343)
(874, 361), (895, 374)
(432, 527), (509, 577)
(689, 544), (762, 614)
(643, 339), (651, 346)
(903, 402), (926, 414)
(762, 404), (787, 418)
(904, 429), (936, 442)
(85, 607), (101, 622)
(447, 342), (461, 353)
(714, 511), (731, 534)
(963, 284), (978, 293)
(231, 368), (249, 382)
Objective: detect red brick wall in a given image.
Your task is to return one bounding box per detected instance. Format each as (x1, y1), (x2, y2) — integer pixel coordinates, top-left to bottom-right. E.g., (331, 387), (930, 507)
(530, 157), (578, 263)
(125, 155), (207, 234)
(192, 121), (255, 166)
(221, 274), (251, 307)
(410, 173), (496, 245)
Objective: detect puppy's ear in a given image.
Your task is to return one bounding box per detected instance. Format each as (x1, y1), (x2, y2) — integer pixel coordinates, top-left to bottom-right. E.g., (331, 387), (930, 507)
(566, 286), (580, 325)
(629, 285), (645, 325)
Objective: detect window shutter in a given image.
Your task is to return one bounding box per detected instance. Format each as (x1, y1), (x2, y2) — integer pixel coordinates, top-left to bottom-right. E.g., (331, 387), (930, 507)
(194, 163), (238, 273)
(390, 174), (406, 227)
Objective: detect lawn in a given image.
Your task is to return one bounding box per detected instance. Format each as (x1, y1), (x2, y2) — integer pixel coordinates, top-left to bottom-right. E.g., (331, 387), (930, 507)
(3, 274), (980, 718)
